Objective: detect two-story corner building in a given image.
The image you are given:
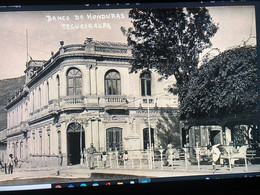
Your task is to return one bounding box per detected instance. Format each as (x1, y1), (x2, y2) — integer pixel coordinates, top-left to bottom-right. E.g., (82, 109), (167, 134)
(5, 38), (179, 167)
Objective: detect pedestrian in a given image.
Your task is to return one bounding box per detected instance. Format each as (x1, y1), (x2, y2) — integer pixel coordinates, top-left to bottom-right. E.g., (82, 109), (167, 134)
(86, 143), (96, 169)
(83, 148), (87, 164)
(58, 151), (63, 166)
(101, 151), (107, 168)
(0, 159), (4, 169)
(123, 151), (128, 162)
(210, 144), (221, 170)
(14, 157), (18, 168)
(7, 154), (14, 174)
(118, 151), (124, 165)
(4, 162), (7, 174)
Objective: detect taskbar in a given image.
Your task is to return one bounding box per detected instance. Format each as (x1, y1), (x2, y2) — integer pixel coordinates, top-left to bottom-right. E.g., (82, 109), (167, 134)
(0, 172), (259, 192)
(51, 172), (260, 189)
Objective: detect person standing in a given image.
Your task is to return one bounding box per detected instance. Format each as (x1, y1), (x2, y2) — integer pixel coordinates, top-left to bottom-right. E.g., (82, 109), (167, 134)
(211, 144), (221, 170)
(58, 151), (63, 166)
(87, 143), (96, 169)
(14, 157), (18, 168)
(7, 154), (14, 174)
(101, 151), (107, 168)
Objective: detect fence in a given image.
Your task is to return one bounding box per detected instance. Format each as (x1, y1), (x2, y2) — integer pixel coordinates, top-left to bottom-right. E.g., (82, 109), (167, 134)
(86, 148), (192, 170)
(82, 145), (256, 171)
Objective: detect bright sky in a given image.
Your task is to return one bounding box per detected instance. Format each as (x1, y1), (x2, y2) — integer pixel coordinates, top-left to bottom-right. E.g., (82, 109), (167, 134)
(0, 6), (256, 80)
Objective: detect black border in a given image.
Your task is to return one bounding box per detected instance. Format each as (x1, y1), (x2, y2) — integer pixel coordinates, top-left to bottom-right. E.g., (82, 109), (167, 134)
(0, 0), (259, 194)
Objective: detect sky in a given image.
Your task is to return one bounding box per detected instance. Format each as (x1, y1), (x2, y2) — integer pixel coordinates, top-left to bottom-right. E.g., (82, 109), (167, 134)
(0, 6), (256, 80)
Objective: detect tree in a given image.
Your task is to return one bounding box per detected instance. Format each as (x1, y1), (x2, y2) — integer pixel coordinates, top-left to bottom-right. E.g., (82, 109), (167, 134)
(122, 7), (218, 104)
(182, 45), (259, 145)
(156, 109), (181, 148)
(182, 45), (258, 120)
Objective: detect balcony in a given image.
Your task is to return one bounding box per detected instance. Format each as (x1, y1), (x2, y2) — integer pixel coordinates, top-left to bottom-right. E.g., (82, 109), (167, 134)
(102, 95), (128, 110)
(29, 95), (129, 120)
(104, 96), (127, 103)
(61, 96), (85, 110)
(48, 99), (61, 113)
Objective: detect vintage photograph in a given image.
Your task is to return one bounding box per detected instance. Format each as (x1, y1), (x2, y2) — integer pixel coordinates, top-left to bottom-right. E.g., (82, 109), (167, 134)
(0, 5), (258, 185)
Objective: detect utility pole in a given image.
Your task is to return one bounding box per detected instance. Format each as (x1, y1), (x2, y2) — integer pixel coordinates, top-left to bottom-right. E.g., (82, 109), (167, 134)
(147, 96), (153, 169)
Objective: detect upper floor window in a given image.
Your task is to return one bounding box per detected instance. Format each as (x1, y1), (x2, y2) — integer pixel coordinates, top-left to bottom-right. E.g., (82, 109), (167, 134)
(46, 82), (49, 103)
(105, 70), (121, 95)
(56, 75), (60, 99)
(140, 71), (151, 96)
(67, 68), (82, 96)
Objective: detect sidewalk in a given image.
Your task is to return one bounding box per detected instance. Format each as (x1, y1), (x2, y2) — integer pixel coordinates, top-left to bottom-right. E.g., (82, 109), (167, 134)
(0, 163), (259, 182)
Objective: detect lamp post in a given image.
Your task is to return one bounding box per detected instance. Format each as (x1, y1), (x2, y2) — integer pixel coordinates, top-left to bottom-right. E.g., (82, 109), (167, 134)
(145, 96), (153, 169)
(159, 148), (164, 170)
(80, 119), (83, 162)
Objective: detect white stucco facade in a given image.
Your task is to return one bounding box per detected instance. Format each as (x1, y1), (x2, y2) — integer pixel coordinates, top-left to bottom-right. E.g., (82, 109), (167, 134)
(5, 38), (179, 167)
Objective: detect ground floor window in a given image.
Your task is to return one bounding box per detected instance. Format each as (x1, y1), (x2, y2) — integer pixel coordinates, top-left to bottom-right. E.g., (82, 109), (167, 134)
(106, 127), (122, 151)
(143, 128), (154, 150)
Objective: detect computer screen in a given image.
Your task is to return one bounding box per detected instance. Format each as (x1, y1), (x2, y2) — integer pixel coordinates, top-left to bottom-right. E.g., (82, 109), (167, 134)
(0, 0), (259, 193)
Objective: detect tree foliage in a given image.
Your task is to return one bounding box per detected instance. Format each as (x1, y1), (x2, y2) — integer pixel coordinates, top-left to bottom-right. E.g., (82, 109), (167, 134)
(122, 7), (218, 86)
(122, 7), (218, 123)
(181, 45), (258, 120)
(156, 110), (181, 148)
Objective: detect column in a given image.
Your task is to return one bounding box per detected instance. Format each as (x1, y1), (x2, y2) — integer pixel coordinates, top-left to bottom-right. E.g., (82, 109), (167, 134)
(60, 122), (67, 165)
(98, 120), (105, 152)
(85, 121), (92, 148)
(95, 66), (98, 95)
(92, 119), (99, 151)
(47, 129), (51, 155)
(31, 131), (36, 155)
(89, 65), (92, 95)
(20, 141), (23, 160)
(86, 66), (91, 95)
(25, 137), (28, 161)
(90, 65), (97, 95)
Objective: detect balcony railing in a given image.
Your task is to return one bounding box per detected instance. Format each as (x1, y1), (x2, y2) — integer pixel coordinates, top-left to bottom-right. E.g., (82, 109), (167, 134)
(63, 96), (84, 105)
(29, 95), (130, 118)
(104, 96), (127, 103)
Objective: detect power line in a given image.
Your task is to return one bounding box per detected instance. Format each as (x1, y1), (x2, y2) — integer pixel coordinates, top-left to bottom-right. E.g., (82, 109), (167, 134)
(0, 27), (60, 48)
(0, 38), (52, 55)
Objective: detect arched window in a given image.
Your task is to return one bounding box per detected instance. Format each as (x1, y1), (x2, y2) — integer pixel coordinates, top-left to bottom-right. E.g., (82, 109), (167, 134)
(56, 75), (60, 99)
(67, 122), (83, 132)
(143, 128), (154, 150)
(140, 71), (151, 96)
(39, 87), (41, 109)
(32, 91), (34, 112)
(105, 70), (121, 95)
(67, 68), (82, 96)
(46, 82), (49, 104)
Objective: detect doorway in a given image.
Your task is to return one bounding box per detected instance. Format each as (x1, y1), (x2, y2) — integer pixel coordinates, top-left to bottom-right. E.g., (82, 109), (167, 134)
(67, 123), (85, 165)
(210, 130), (221, 145)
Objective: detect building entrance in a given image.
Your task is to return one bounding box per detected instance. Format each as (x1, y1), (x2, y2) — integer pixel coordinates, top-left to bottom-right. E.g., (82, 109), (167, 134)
(210, 130), (221, 145)
(67, 123), (85, 165)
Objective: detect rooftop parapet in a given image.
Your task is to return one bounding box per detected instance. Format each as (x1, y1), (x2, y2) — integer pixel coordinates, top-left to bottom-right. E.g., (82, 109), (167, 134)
(7, 38), (132, 109)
